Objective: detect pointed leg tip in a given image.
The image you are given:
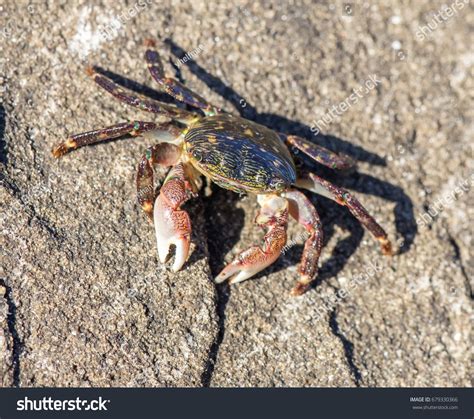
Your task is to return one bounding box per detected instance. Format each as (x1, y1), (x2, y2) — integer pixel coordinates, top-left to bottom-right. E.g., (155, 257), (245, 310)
(290, 275), (312, 296)
(290, 283), (310, 297)
(52, 139), (75, 158)
(52, 144), (66, 158)
(380, 239), (394, 256)
(144, 38), (156, 48)
(85, 65), (96, 77)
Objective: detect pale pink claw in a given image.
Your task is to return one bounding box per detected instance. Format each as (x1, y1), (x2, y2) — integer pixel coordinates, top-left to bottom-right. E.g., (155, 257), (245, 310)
(215, 247), (281, 284)
(153, 164), (192, 272)
(215, 195), (288, 286)
(153, 194), (191, 271)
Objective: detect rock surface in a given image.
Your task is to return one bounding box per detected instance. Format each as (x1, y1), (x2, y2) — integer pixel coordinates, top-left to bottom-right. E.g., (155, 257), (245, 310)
(0, 1), (472, 387)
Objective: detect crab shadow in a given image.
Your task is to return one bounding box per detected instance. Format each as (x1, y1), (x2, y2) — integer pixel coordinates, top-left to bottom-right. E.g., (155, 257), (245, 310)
(164, 40), (417, 289)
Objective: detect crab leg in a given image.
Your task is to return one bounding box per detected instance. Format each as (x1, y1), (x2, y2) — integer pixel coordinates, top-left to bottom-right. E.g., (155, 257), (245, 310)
(297, 172), (393, 255)
(281, 133), (355, 171)
(136, 142), (182, 220)
(52, 120), (158, 158)
(282, 190), (324, 296)
(215, 195), (288, 285)
(86, 66), (198, 122)
(144, 39), (220, 115)
(153, 163), (196, 272)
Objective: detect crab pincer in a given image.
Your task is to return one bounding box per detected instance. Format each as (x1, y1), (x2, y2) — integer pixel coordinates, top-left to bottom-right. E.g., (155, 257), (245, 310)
(215, 195), (289, 285)
(153, 163), (193, 272)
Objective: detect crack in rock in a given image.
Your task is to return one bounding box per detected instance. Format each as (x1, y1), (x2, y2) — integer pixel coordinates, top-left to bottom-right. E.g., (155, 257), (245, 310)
(446, 231), (473, 300)
(329, 309), (362, 386)
(0, 278), (22, 387)
(199, 189), (232, 387)
(200, 283), (229, 387)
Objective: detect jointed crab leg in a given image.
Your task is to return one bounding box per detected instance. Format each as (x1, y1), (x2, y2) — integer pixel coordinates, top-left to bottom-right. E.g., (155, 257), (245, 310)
(297, 173), (393, 255)
(282, 190), (324, 296)
(137, 142), (182, 220)
(52, 121), (158, 158)
(86, 66), (197, 122)
(153, 162), (196, 272)
(144, 40), (220, 116)
(282, 134), (355, 171)
(215, 195), (288, 285)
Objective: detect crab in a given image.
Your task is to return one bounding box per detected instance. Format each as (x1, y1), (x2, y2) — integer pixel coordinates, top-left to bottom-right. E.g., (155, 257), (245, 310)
(52, 40), (393, 296)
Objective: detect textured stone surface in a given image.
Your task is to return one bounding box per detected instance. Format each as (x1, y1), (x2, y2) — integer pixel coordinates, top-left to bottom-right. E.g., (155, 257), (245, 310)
(0, 0), (472, 387)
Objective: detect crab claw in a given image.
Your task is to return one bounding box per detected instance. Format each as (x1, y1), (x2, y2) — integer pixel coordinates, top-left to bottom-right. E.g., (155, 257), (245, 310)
(215, 195), (288, 286)
(153, 191), (191, 272)
(215, 246), (281, 284)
